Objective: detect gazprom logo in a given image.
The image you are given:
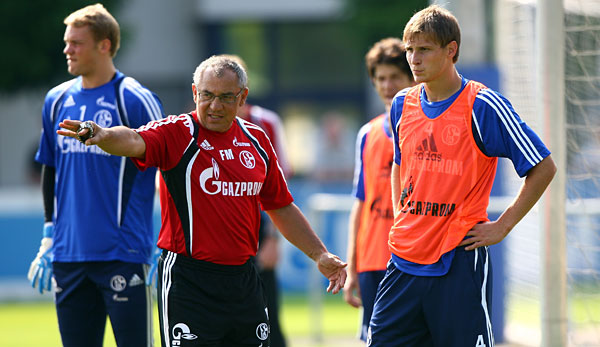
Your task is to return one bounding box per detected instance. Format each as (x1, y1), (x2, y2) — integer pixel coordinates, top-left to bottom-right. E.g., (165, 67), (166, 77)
(233, 136), (251, 147)
(171, 323), (197, 346)
(199, 158), (262, 197)
(199, 158), (221, 195)
(57, 135), (110, 156)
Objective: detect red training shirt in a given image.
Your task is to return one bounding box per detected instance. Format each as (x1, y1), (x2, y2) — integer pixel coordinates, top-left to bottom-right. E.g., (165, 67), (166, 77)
(132, 112), (293, 265)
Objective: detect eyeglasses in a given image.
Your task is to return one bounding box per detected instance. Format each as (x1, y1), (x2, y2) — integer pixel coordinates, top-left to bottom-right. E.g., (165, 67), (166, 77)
(197, 88), (244, 104)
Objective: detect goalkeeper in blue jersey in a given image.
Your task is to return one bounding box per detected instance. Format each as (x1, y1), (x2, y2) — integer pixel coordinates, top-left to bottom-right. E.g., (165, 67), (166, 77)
(28, 4), (164, 347)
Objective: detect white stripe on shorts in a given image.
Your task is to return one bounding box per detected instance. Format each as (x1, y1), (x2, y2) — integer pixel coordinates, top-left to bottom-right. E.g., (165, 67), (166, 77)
(480, 247), (495, 347)
(161, 251), (177, 347)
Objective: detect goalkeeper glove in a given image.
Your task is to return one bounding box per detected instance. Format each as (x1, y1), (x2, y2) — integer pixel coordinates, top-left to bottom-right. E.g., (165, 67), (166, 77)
(27, 223), (54, 294)
(145, 246), (162, 287)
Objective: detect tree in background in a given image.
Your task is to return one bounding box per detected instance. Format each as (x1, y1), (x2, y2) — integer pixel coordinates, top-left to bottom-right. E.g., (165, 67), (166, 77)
(0, 0), (120, 92)
(344, 0), (428, 57)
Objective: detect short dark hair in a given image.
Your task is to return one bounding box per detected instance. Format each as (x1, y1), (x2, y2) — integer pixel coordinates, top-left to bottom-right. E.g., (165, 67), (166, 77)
(365, 37), (411, 80)
(403, 5), (461, 63)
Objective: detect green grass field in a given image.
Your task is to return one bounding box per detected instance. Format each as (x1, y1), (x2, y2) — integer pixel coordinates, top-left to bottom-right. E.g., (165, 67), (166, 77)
(2, 291), (599, 346)
(0, 293), (361, 347)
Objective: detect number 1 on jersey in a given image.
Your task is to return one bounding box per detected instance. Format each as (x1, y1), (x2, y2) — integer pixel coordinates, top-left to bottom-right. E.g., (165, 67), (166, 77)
(79, 105), (86, 121)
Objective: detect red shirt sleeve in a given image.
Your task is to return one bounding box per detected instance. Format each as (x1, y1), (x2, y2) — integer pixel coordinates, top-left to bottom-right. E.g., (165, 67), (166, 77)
(131, 114), (194, 171)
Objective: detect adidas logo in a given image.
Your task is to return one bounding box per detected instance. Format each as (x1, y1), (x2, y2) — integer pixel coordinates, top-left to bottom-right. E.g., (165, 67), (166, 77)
(415, 134), (442, 162)
(200, 139), (214, 150)
(416, 133), (438, 152)
(63, 95), (75, 107)
(129, 274), (144, 287)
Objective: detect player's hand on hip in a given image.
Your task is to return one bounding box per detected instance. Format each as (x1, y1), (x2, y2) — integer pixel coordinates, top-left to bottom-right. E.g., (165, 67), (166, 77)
(317, 252), (347, 295)
(459, 220), (510, 251)
(27, 224), (54, 294)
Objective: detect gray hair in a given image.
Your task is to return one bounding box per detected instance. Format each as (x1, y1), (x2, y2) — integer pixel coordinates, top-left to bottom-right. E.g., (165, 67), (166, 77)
(193, 55), (248, 89)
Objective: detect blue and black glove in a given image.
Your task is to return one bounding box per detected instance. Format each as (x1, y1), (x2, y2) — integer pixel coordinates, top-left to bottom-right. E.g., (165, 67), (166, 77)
(27, 223), (54, 294)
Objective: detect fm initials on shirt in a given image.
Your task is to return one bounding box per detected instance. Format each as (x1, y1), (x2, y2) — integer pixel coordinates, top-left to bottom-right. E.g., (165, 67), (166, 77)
(475, 334), (486, 347)
(219, 149), (234, 160)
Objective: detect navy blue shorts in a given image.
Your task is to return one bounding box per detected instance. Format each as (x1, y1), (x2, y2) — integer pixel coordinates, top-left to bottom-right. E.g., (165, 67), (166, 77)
(368, 247), (494, 347)
(53, 261), (153, 347)
(358, 270), (386, 341)
(158, 250), (270, 347)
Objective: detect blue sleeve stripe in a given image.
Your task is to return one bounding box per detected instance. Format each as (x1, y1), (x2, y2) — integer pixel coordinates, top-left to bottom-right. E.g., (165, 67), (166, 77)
(128, 78), (162, 121)
(477, 90), (544, 166)
(122, 78), (163, 123)
(138, 87), (162, 121)
(352, 123), (370, 198)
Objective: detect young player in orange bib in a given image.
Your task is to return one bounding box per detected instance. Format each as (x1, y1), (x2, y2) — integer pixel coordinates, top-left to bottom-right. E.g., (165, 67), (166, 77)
(367, 5), (556, 347)
(343, 37), (414, 342)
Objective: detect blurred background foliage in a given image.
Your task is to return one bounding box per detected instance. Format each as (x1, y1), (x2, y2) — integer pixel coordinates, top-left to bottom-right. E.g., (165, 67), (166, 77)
(0, 0), (121, 92)
(344, 0), (426, 54)
(0, 0), (426, 93)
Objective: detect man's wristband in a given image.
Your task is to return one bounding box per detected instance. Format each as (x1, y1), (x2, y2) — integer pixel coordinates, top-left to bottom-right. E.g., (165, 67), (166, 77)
(43, 222), (54, 238)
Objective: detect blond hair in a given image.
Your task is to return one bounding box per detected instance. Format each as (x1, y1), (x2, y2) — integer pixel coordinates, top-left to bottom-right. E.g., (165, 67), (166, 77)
(64, 3), (120, 57)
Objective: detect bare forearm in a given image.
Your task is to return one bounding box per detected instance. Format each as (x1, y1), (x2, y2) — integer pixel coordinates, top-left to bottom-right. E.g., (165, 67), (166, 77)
(266, 203), (327, 261)
(57, 120), (146, 159)
(346, 200), (363, 271)
(497, 155), (557, 233)
(95, 126), (146, 158)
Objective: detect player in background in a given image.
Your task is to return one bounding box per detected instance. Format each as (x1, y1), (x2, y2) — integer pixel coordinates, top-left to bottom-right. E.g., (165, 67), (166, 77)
(220, 54), (291, 347)
(343, 37), (415, 342)
(57, 55), (347, 346)
(367, 5), (556, 346)
(28, 4), (164, 347)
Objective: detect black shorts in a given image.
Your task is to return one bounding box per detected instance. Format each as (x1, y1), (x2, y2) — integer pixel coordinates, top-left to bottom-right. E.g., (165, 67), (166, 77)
(157, 250), (270, 347)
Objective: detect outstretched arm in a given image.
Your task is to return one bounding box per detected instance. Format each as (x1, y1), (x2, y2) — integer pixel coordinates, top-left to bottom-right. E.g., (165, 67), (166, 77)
(460, 155), (557, 250)
(57, 119), (146, 159)
(266, 203), (347, 294)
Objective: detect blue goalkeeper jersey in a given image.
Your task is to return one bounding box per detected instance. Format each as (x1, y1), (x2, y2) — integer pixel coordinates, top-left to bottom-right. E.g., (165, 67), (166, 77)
(35, 71), (164, 264)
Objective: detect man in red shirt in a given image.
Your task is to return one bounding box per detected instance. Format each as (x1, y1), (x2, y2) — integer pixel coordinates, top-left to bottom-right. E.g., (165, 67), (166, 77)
(58, 55), (347, 346)
(222, 54), (293, 347)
